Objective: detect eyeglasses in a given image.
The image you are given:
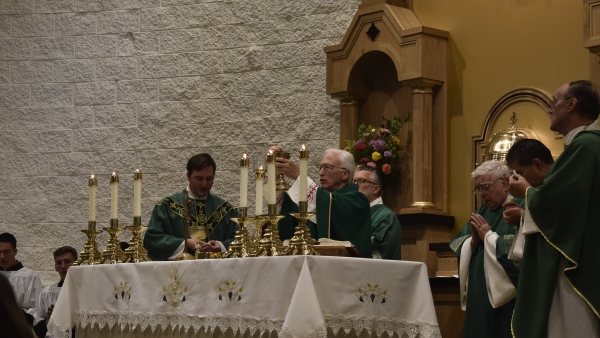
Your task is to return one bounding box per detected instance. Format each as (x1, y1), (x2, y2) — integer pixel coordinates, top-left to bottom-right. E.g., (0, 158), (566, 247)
(316, 164), (347, 172)
(473, 177), (504, 195)
(549, 97), (573, 109)
(353, 178), (379, 186)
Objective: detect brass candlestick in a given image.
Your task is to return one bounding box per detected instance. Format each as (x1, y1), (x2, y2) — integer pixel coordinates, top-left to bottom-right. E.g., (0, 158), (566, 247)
(284, 211), (319, 256)
(223, 207), (252, 258)
(74, 222), (103, 265)
(255, 204), (285, 256)
(122, 217), (151, 263)
(176, 191), (196, 261)
(100, 219), (126, 264)
(275, 151), (291, 191)
(249, 216), (268, 254)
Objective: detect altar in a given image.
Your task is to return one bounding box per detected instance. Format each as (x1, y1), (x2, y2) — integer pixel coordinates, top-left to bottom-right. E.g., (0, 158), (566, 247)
(48, 256), (441, 338)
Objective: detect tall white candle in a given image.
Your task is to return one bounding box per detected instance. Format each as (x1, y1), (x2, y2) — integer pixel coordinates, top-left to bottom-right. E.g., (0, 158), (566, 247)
(240, 153), (249, 208)
(255, 165), (264, 216)
(133, 169), (142, 217)
(110, 172), (119, 220)
(299, 144), (309, 202)
(266, 151), (276, 205)
(88, 175), (97, 222)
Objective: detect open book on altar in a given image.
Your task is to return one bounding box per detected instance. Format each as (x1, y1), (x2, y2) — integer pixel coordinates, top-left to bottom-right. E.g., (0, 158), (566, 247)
(316, 238), (352, 247)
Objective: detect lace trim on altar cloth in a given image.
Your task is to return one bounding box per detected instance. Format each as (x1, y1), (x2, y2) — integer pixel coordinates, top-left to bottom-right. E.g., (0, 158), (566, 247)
(48, 312), (285, 338)
(48, 313), (441, 338)
(325, 315), (442, 338)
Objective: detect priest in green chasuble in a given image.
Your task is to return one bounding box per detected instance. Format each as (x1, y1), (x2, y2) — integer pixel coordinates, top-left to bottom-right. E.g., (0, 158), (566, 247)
(272, 147), (372, 258)
(353, 166), (401, 260)
(509, 81), (600, 338)
(144, 153), (238, 261)
(449, 160), (523, 338)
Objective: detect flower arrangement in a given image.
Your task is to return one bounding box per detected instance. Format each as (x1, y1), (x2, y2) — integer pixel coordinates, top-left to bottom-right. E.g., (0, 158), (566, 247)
(345, 116), (409, 185)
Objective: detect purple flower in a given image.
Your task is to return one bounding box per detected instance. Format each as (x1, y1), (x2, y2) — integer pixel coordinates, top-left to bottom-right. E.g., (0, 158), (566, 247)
(355, 140), (363, 145)
(228, 292), (233, 301)
(238, 296), (242, 301)
(182, 296), (186, 302)
(384, 151), (392, 157)
(381, 297), (386, 304)
(121, 291), (125, 299)
(369, 140), (385, 151)
(370, 294), (376, 303)
(359, 296), (364, 302)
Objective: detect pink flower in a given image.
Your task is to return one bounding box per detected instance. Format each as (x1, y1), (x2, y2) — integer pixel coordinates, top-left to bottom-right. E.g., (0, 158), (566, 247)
(363, 133), (370, 138)
(381, 128), (391, 134)
(359, 157), (370, 164)
(367, 162), (376, 168)
(355, 143), (367, 151)
(382, 164), (392, 174)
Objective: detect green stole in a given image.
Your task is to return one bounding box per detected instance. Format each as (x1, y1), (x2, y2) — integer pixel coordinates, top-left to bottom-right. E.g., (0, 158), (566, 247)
(370, 204), (402, 260)
(450, 200), (523, 338)
(512, 130), (600, 337)
(143, 190), (238, 261)
(315, 184), (372, 258)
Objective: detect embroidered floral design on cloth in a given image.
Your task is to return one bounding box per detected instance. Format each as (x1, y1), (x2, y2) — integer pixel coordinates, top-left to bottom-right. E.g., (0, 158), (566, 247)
(162, 266), (188, 307)
(113, 281), (132, 300)
(216, 281), (244, 301)
(356, 283), (389, 304)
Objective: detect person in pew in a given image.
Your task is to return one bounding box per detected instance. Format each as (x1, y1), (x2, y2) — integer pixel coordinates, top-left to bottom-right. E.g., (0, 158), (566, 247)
(449, 161), (524, 338)
(353, 165), (401, 260)
(0, 232), (42, 327)
(509, 80), (600, 338)
(272, 146), (372, 258)
(144, 153), (238, 261)
(0, 274), (35, 338)
(33, 246), (77, 338)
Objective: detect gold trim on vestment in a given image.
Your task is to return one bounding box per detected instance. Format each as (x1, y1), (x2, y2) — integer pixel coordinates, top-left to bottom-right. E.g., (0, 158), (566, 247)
(522, 187), (600, 321)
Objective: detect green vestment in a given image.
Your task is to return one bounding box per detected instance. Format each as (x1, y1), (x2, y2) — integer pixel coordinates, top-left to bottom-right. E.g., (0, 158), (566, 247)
(450, 200), (523, 338)
(143, 190), (238, 261)
(279, 184), (372, 258)
(512, 130), (600, 338)
(370, 204), (402, 260)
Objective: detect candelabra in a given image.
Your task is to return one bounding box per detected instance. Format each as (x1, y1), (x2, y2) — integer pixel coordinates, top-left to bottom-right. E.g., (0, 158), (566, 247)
(223, 208), (253, 258)
(255, 204), (285, 256)
(284, 202), (319, 256)
(100, 219), (126, 264)
(122, 217), (151, 263)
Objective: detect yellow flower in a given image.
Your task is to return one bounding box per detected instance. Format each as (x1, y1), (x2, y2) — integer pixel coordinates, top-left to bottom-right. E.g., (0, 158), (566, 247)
(372, 152), (381, 161)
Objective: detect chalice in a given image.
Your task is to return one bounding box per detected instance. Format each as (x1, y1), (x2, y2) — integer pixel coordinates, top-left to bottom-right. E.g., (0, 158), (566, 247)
(191, 225), (216, 259)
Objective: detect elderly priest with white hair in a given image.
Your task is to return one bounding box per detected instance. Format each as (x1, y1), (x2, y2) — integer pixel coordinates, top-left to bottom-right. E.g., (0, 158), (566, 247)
(450, 160), (524, 338)
(271, 146), (372, 258)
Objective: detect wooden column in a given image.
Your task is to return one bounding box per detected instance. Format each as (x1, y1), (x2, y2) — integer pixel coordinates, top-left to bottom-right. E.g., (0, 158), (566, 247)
(338, 98), (360, 149)
(409, 82), (438, 209)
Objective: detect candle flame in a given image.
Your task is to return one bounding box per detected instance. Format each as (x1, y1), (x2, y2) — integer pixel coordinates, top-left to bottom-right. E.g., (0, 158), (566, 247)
(301, 144), (306, 150)
(90, 174), (94, 179)
(260, 165), (264, 169)
(243, 153), (247, 159)
(268, 150), (273, 155)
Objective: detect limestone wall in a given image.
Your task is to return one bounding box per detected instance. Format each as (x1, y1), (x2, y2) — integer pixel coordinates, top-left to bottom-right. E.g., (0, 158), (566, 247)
(0, 0), (359, 284)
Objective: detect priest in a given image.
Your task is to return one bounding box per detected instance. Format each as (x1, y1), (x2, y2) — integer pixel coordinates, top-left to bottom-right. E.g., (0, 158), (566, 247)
(33, 246), (77, 338)
(449, 161), (523, 338)
(273, 146), (372, 258)
(353, 166), (401, 260)
(144, 153), (239, 261)
(509, 80), (600, 338)
(0, 232), (42, 327)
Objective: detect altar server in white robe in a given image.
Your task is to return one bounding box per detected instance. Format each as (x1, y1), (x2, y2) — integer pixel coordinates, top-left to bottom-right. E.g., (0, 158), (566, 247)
(33, 246), (77, 338)
(0, 232), (42, 326)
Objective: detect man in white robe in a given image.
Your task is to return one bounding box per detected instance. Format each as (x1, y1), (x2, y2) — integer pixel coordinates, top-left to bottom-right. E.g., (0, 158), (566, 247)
(33, 246), (78, 338)
(0, 232), (42, 326)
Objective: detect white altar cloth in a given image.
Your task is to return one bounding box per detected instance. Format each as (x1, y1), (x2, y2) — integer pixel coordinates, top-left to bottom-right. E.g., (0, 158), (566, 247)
(48, 256), (440, 338)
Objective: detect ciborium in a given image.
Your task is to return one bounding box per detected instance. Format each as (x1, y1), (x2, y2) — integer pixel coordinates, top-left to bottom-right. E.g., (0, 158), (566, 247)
(275, 151), (291, 191)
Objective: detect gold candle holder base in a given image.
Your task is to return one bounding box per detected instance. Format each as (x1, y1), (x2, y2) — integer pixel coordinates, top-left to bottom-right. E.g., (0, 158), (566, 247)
(255, 213), (285, 256)
(249, 216), (268, 254)
(122, 217), (151, 263)
(223, 216), (252, 258)
(284, 212), (319, 256)
(100, 223), (126, 264)
(74, 222), (103, 266)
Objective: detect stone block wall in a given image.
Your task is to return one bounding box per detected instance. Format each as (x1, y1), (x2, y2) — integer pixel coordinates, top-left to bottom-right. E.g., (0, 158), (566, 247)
(0, 0), (361, 284)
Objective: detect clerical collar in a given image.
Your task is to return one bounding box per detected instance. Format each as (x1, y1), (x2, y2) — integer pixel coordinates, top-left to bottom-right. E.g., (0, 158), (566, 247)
(186, 185), (208, 200)
(0, 261), (24, 272)
(58, 280), (64, 287)
(564, 120), (600, 145)
(370, 196), (383, 207)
